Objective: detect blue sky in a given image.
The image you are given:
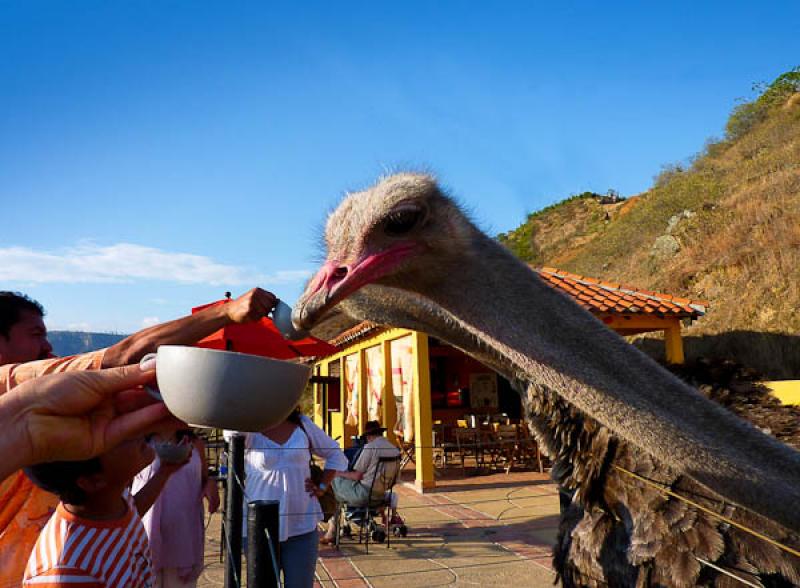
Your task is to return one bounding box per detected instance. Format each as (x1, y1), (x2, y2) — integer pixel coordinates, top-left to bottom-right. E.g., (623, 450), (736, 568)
(1, 1), (798, 333)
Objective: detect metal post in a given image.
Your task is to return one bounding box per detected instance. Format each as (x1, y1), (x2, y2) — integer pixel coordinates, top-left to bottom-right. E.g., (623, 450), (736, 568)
(224, 434), (245, 588)
(247, 500), (282, 588)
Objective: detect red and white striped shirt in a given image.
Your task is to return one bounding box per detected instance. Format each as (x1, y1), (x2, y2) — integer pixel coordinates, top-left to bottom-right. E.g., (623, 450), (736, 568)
(23, 494), (153, 587)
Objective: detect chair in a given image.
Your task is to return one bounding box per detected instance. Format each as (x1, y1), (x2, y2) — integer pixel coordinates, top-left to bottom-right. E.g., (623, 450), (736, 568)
(432, 426), (458, 469)
(494, 424), (520, 474)
(334, 455), (402, 553)
(453, 427), (485, 475)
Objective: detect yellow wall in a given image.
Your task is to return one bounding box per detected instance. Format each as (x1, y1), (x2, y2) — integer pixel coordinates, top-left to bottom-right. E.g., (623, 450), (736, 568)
(314, 328), (413, 447)
(765, 381), (800, 406)
(312, 328), (438, 490)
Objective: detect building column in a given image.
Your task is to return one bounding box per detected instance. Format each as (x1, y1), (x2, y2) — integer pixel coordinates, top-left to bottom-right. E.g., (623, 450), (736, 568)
(664, 323), (685, 364)
(382, 339), (398, 446)
(313, 363), (326, 429)
(358, 349), (368, 435)
(411, 331), (435, 492)
(341, 356), (353, 449)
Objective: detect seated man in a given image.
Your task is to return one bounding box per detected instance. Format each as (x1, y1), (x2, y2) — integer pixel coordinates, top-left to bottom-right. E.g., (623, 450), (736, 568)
(334, 421), (400, 503)
(319, 421), (400, 543)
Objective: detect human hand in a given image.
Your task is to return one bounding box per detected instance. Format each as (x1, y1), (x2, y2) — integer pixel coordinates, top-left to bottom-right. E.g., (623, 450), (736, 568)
(304, 477), (326, 497)
(154, 438), (193, 473)
(0, 364), (182, 475)
(204, 478), (221, 513)
(225, 288), (278, 324)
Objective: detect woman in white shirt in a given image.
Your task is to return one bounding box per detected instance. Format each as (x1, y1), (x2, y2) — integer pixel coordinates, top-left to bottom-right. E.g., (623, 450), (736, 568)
(238, 408), (347, 588)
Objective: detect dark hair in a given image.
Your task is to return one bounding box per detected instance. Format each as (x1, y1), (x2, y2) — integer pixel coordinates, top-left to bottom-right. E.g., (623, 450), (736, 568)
(287, 407), (303, 425)
(0, 292), (45, 339)
(25, 458), (102, 506)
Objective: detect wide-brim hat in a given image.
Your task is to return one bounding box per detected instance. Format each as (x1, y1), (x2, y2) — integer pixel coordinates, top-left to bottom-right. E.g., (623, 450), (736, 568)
(363, 420), (387, 436)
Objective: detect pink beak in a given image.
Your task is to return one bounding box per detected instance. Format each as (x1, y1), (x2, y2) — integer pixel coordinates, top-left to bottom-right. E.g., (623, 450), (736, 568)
(292, 241), (419, 330)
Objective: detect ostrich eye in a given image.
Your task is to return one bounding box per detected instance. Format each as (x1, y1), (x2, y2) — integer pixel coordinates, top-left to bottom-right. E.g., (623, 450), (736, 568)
(384, 207), (423, 236)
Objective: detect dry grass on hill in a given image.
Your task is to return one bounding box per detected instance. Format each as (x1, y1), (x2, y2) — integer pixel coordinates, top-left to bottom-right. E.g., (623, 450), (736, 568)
(498, 80), (800, 377)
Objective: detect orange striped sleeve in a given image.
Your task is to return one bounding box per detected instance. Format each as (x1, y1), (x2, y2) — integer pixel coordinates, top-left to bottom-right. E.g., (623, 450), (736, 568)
(0, 350), (106, 393)
(23, 566), (104, 587)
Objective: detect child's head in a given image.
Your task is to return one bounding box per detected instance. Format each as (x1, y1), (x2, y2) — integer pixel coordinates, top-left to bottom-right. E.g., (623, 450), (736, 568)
(26, 436), (155, 506)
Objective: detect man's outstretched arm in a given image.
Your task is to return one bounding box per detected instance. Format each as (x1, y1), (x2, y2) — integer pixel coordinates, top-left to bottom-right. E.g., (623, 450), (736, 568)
(101, 288), (277, 368)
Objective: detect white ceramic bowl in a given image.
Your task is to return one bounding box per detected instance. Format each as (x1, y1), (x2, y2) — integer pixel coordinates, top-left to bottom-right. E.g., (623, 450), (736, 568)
(154, 345), (310, 432)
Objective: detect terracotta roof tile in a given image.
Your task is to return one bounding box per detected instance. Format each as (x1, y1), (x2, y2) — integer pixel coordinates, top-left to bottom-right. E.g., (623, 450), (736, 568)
(329, 321), (384, 348)
(535, 267), (707, 320)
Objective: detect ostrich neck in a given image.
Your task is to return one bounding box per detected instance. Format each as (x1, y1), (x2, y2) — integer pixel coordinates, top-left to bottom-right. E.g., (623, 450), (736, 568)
(402, 233), (800, 531)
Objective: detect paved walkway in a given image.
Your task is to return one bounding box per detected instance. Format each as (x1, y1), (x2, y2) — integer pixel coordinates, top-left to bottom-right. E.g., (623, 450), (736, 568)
(199, 470), (560, 587)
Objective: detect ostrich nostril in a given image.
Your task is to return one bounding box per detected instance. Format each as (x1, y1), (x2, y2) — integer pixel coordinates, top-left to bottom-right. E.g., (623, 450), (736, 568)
(333, 266), (348, 279)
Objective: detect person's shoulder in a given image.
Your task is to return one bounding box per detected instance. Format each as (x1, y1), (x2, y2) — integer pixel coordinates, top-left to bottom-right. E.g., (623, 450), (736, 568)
(299, 415), (325, 433)
(378, 437), (400, 451)
(25, 515), (103, 585)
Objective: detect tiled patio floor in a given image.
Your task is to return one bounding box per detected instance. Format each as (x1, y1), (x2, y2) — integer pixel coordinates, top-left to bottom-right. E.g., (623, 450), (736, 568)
(199, 469), (560, 587)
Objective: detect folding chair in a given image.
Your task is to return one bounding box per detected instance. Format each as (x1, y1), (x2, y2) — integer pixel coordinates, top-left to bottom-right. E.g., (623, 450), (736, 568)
(335, 455), (401, 553)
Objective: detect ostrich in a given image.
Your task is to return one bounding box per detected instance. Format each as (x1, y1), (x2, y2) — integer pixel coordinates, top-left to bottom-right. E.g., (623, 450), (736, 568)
(293, 173), (800, 586)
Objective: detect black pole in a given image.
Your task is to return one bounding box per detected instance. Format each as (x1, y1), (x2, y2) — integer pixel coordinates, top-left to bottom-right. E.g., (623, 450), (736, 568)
(247, 500), (282, 588)
(224, 434), (245, 588)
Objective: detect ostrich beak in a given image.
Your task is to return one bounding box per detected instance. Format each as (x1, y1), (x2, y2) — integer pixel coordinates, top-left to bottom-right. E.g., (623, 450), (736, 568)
(292, 242), (420, 330)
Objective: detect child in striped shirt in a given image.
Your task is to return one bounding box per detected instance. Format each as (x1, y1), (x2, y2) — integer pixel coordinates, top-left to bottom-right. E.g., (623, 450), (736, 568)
(23, 435), (183, 587)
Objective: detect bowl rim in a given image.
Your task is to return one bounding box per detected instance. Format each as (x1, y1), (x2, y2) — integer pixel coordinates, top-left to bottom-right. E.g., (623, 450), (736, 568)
(156, 345), (311, 370)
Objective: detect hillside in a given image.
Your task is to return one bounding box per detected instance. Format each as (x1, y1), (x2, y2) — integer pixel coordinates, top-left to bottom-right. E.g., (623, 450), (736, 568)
(498, 68), (800, 378)
(49, 331), (126, 357)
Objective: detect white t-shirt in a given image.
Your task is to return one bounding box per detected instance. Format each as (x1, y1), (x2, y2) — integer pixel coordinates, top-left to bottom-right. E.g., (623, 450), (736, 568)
(228, 417), (348, 542)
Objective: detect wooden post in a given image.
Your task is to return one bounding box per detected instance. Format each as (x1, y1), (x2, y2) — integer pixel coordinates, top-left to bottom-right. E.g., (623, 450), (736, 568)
(382, 339), (397, 445)
(340, 356), (353, 449)
(358, 349), (368, 436)
(664, 323), (685, 364)
(313, 364), (323, 428)
(318, 363), (329, 432)
(411, 331), (435, 491)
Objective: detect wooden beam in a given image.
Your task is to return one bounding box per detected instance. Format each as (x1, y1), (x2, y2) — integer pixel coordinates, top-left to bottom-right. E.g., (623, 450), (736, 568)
(599, 314), (682, 332)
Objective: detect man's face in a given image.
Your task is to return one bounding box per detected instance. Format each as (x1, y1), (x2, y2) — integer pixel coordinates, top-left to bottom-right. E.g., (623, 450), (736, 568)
(0, 310), (52, 365)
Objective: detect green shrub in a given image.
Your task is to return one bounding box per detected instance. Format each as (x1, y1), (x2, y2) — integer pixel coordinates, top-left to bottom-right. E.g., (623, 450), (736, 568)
(725, 67), (800, 140)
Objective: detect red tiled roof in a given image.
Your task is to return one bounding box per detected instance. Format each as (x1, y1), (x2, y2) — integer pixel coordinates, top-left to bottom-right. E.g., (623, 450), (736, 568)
(322, 268), (708, 354)
(538, 267), (707, 318)
(328, 321), (384, 348)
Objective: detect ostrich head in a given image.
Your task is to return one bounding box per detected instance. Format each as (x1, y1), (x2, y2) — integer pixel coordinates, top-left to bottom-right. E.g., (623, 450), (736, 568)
(293, 173), (479, 330)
